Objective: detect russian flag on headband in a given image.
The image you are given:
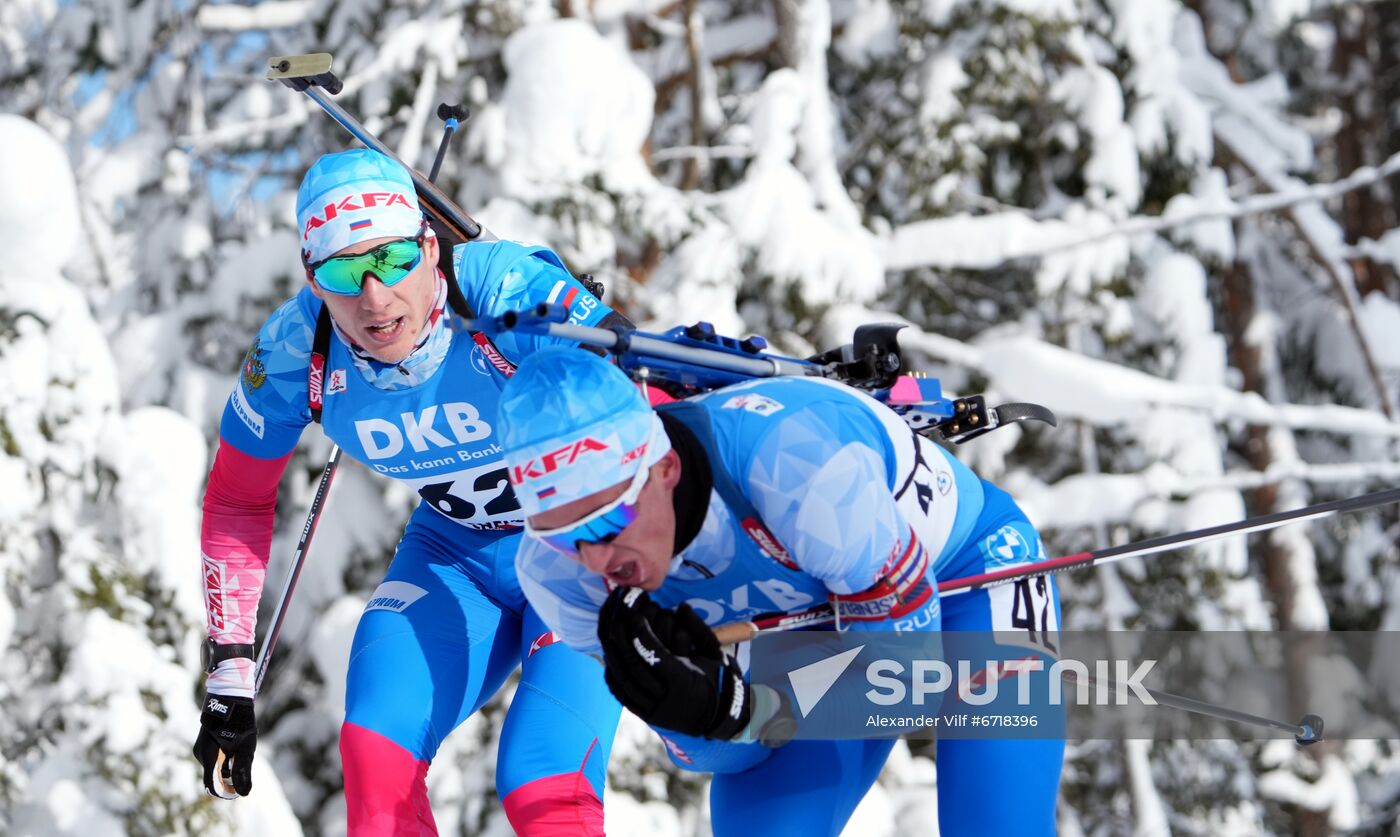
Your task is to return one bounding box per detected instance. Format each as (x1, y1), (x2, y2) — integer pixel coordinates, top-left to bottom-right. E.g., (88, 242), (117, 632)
(536, 486), (558, 500)
(349, 219), (374, 231)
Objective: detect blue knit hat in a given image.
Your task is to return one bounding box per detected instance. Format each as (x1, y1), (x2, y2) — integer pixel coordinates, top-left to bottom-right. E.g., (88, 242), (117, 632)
(498, 348), (670, 516)
(296, 149), (430, 263)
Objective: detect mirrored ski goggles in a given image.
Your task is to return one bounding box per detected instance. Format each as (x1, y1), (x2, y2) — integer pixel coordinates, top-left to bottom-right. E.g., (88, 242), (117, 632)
(524, 433), (654, 559)
(307, 222), (428, 296)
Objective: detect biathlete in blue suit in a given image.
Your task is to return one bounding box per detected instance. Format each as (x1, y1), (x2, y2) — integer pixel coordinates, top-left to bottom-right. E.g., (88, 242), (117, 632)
(495, 348), (1065, 835)
(192, 149), (622, 835)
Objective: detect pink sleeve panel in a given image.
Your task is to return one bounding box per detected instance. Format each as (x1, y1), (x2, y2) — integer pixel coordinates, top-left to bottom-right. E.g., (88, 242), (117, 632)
(201, 439), (291, 654)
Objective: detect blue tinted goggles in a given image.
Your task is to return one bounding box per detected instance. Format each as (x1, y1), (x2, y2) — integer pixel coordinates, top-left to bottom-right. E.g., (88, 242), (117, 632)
(525, 436), (653, 558)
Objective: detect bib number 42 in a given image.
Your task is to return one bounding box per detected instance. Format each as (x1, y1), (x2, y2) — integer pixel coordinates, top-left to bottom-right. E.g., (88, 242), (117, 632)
(990, 571), (1058, 655)
(1009, 576), (1057, 654)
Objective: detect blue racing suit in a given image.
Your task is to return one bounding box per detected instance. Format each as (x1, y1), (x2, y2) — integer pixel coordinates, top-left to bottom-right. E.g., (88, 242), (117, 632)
(201, 241), (621, 835)
(516, 376), (1063, 836)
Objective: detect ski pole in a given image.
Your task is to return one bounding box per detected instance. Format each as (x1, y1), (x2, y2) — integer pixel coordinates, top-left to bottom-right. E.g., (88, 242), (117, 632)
(1066, 671), (1325, 745)
(266, 53), (495, 244)
(428, 103), (469, 183)
(714, 485), (1400, 643)
(252, 445), (342, 694)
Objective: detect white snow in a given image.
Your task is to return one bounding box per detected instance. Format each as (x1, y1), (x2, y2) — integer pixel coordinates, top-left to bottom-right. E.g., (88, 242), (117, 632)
(1124, 740), (1170, 836)
(883, 208), (1134, 296)
(0, 114), (81, 270)
(832, 0), (898, 65)
(196, 1), (311, 31)
(1053, 63), (1141, 209)
(1358, 291), (1400, 369)
(493, 20), (657, 199)
(920, 51), (971, 125)
(1259, 754), (1360, 830)
(722, 69), (884, 304)
(117, 406), (208, 620)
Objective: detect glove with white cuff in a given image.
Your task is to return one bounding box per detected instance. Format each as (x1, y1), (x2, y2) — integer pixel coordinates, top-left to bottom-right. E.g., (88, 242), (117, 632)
(192, 639), (257, 798)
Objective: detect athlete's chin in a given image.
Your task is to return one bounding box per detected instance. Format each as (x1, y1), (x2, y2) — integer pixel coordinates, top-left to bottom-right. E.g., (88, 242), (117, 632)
(356, 327), (419, 364)
(636, 560), (671, 591)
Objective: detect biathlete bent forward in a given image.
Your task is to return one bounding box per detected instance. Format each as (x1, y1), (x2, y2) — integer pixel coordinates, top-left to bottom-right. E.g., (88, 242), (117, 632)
(192, 149), (622, 835)
(494, 348), (1065, 836)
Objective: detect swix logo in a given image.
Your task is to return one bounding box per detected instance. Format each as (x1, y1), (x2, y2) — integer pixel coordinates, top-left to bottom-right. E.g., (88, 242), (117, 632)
(472, 333), (516, 377)
(633, 637), (660, 666)
(741, 518), (799, 570)
(207, 697), (229, 715)
(727, 672), (746, 719)
(308, 353), (326, 411)
(203, 555), (227, 632)
(509, 438), (609, 483)
(355, 402), (493, 460)
(302, 192), (413, 239)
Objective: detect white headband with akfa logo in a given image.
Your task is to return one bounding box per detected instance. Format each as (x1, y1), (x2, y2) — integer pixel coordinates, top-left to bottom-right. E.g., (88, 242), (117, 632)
(300, 184), (430, 263)
(507, 411), (671, 517)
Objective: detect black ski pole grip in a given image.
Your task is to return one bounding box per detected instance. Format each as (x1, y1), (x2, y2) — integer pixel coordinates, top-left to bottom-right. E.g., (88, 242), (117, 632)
(437, 103), (470, 124)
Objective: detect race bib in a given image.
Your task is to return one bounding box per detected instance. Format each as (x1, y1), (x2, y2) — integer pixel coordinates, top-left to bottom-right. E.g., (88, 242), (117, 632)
(406, 461), (524, 530)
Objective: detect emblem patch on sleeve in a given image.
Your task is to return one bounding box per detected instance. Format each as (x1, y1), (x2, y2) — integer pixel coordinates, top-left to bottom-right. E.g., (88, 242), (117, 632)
(722, 393), (785, 416)
(241, 339), (267, 390)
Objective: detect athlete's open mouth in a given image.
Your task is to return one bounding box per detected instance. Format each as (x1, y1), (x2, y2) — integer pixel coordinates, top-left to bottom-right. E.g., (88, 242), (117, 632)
(607, 561), (637, 585)
(364, 316), (405, 342)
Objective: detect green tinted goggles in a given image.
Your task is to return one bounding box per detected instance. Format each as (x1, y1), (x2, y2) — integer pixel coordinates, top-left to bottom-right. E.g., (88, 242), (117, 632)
(308, 229), (427, 296)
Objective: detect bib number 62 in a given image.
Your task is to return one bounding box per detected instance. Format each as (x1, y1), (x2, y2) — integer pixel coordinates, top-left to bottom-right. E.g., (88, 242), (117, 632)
(417, 466), (520, 522)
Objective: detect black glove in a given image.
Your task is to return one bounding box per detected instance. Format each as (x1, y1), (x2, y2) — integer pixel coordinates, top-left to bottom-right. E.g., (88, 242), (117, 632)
(193, 693), (256, 798)
(597, 587), (750, 740)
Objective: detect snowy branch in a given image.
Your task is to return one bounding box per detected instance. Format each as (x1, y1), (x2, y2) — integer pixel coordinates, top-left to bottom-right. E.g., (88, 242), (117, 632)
(178, 24), (437, 152)
(196, 1), (311, 31)
(649, 143), (754, 162)
(178, 103), (311, 151)
(883, 146), (1400, 273)
(1215, 131), (1400, 420)
(1017, 460), (1400, 532)
(826, 306), (1400, 439)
